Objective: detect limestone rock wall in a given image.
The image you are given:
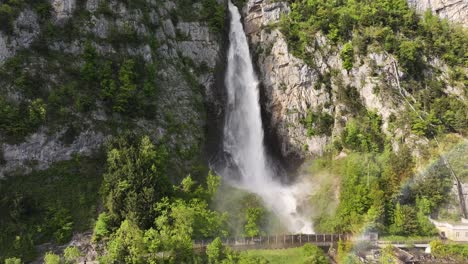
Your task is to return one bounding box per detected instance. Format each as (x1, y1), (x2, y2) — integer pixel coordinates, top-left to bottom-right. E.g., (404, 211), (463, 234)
(242, 0), (403, 159)
(241, 0), (465, 160)
(0, 0), (224, 177)
(408, 0), (468, 26)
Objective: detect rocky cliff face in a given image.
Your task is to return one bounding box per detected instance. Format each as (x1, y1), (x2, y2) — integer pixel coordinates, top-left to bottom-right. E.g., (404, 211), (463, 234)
(0, 0), (224, 178)
(242, 0), (465, 161)
(408, 0), (468, 26)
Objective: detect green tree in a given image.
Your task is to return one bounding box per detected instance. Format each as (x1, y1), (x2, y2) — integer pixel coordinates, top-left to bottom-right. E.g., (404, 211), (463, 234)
(206, 237), (225, 264)
(28, 98), (46, 127)
(93, 212), (110, 241)
(64, 246), (81, 264)
(114, 59), (137, 113)
(44, 252), (60, 264)
(389, 203), (418, 236)
(340, 42), (354, 71)
(206, 171), (221, 198)
(101, 134), (172, 228)
(302, 244), (328, 264)
(99, 61), (117, 104)
(100, 220), (147, 264)
(81, 42), (99, 83)
(244, 207), (265, 237)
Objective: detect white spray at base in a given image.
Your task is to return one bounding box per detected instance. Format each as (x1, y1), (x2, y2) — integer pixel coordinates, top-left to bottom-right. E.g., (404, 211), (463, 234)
(222, 0), (313, 234)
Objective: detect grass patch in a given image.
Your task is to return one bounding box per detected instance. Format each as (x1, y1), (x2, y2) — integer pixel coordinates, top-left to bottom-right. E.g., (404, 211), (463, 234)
(380, 235), (438, 242)
(241, 247), (327, 264)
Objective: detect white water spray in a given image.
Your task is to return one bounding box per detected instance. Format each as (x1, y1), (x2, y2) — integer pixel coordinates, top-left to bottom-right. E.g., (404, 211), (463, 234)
(222, 0), (313, 234)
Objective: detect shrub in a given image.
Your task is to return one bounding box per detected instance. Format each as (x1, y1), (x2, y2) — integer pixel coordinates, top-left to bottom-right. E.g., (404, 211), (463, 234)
(93, 213), (110, 241)
(64, 246), (81, 264)
(44, 252), (60, 264)
(340, 42), (354, 71)
(206, 237), (225, 264)
(4, 257), (22, 264)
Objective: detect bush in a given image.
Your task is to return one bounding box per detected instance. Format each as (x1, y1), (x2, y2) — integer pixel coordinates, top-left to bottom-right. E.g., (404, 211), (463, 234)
(340, 42), (354, 71)
(4, 257), (22, 264)
(44, 252), (60, 264)
(93, 213), (110, 241)
(64, 246), (81, 264)
(302, 244), (328, 264)
(201, 0), (225, 33)
(206, 237), (225, 264)
(430, 240), (468, 261)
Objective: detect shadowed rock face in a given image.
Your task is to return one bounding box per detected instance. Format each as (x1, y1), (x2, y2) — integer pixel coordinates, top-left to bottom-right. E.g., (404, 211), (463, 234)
(408, 0), (468, 26)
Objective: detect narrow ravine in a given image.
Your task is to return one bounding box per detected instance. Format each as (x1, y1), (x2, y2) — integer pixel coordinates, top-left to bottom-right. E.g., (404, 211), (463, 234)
(221, 0), (313, 234)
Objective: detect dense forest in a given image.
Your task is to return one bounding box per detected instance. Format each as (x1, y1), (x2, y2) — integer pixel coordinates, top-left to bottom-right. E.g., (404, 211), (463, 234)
(0, 0), (467, 263)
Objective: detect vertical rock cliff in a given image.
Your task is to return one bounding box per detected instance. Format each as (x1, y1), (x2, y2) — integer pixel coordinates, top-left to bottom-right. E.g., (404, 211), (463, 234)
(241, 0), (466, 162)
(408, 0), (468, 26)
(0, 0), (225, 178)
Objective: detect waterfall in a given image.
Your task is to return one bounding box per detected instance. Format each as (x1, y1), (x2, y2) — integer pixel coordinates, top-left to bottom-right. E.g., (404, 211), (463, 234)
(222, 0), (313, 234)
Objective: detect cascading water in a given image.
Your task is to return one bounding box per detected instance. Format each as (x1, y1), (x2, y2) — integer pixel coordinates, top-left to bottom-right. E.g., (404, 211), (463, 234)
(222, 0), (313, 234)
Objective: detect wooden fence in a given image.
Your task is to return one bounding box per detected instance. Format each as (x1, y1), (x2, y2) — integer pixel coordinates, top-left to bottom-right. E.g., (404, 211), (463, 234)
(193, 234), (352, 251)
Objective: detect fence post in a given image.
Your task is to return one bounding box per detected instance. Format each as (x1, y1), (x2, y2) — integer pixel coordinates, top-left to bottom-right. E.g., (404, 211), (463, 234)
(300, 235), (302, 245)
(283, 235), (286, 245)
(308, 234), (310, 242)
(292, 234), (294, 244)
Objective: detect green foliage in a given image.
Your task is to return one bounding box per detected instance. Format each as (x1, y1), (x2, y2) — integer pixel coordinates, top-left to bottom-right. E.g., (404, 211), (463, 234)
(201, 0), (225, 33)
(4, 257), (22, 264)
(0, 96), (46, 141)
(206, 170), (221, 198)
(81, 43), (99, 84)
(379, 245), (398, 264)
(302, 244), (328, 264)
(43, 252), (60, 264)
(206, 237), (225, 264)
(342, 111), (385, 153)
(98, 140), (227, 262)
(301, 110), (334, 137)
(101, 134), (172, 229)
(63, 246), (81, 264)
(340, 42), (354, 71)
(430, 240), (468, 261)
(336, 240), (353, 263)
(244, 207), (265, 237)
(114, 59), (137, 113)
(412, 97), (468, 137)
(397, 40), (422, 74)
(280, 0), (467, 71)
(0, 156), (103, 262)
(154, 197), (228, 240)
(389, 203), (418, 236)
(93, 213), (111, 242)
(214, 186), (270, 237)
(100, 220), (147, 264)
(240, 247), (325, 264)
